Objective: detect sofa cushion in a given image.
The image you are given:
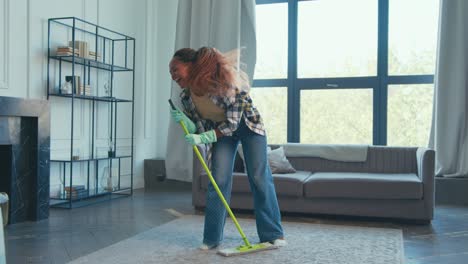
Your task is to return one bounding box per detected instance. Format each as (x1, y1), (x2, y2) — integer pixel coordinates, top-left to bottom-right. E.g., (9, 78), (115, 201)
(200, 171), (312, 197)
(304, 172), (423, 199)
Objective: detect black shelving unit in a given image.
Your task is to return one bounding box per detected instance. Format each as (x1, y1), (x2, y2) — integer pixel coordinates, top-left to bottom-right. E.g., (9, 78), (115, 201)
(46, 17), (135, 208)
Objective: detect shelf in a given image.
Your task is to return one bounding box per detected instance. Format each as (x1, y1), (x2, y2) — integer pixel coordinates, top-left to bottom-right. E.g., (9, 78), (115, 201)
(49, 17), (135, 41)
(49, 93), (132, 102)
(51, 155), (132, 162)
(50, 187), (132, 200)
(49, 187), (132, 208)
(49, 55), (133, 72)
(48, 16), (135, 209)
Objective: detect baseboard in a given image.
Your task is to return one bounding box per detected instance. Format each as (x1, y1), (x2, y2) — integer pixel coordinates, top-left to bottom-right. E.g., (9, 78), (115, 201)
(144, 178), (192, 191)
(435, 177), (468, 205)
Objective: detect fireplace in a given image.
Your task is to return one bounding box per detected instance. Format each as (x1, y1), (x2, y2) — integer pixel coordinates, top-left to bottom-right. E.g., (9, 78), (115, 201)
(0, 96), (50, 224)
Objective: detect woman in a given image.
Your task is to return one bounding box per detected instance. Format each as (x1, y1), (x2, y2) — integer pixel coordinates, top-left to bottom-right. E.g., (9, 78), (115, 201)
(169, 47), (286, 250)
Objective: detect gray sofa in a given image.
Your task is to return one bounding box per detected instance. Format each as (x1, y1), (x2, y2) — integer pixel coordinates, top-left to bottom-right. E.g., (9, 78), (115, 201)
(192, 144), (435, 222)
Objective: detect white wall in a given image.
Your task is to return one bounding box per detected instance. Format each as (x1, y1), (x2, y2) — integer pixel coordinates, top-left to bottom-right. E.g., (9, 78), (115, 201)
(1, 0), (28, 97)
(153, 0), (178, 159)
(0, 0), (178, 192)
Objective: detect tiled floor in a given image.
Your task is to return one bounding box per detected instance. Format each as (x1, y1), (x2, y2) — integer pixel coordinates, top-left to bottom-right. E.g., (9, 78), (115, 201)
(4, 180), (468, 263)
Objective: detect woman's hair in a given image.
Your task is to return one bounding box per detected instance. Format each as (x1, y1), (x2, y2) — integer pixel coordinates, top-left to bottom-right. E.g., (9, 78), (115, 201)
(173, 48), (197, 63)
(172, 47), (250, 97)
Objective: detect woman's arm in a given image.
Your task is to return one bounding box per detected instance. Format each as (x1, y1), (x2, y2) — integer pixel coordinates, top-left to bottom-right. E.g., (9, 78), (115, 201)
(214, 128), (223, 138)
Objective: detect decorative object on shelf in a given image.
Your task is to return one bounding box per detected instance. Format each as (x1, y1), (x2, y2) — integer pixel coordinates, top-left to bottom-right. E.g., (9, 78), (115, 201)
(0, 192), (8, 227)
(104, 82), (110, 97)
(72, 148), (81, 160)
(107, 91), (115, 157)
(103, 72), (115, 99)
(0, 206), (5, 263)
(64, 75), (81, 94)
(108, 137), (115, 157)
(60, 79), (72, 94)
(57, 171), (65, 198)
(101, 167), (119, 191)
(62, 76), (91, 95)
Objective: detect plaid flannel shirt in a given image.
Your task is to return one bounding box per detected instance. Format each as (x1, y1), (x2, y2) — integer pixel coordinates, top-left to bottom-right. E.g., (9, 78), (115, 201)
(179, 88), (265, 137)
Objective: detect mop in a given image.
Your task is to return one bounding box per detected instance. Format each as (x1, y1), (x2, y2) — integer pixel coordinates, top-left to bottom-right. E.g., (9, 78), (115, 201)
(169, 100), (278, 257)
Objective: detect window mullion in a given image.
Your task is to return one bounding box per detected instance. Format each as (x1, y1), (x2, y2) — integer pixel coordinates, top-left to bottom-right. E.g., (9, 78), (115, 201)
(388, 75), (434, 85)
(288, 0), (299, 142)
(376, 0), (389, 145)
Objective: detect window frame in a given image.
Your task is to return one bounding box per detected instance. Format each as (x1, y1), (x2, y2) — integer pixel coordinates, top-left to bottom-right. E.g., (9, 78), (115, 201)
(254, 0), (434, 145)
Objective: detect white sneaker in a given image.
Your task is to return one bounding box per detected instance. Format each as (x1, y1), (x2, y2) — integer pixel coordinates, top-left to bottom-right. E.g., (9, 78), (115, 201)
(271, 238), (287, 247)
(198, 243), (218, 251)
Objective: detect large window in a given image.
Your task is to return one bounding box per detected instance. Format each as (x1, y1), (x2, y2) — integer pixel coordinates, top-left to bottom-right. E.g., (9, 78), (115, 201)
(298, 0), (377, 78)
(388, 0), (439, 75)
(250, 87), (288, 143)
(300, 89), (373, 144)
(387, 84), (434, 147)
(255, 3), (288, 79)
(254, 0), (439, 146)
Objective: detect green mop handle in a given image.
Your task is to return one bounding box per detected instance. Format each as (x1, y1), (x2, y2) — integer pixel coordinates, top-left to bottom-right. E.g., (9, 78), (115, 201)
(168, 99), (251, 248)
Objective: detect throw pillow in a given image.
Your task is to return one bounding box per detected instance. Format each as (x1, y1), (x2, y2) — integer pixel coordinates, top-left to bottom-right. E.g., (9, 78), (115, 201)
(237, 145), (296, 174)
(268, 146), (296, 174)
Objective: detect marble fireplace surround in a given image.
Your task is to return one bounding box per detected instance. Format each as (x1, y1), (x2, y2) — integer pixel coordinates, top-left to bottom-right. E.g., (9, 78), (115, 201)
(0, 96), (50, 224)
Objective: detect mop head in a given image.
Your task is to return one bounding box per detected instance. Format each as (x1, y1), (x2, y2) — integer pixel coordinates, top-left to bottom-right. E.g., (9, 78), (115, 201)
(217, 242), (278, 257)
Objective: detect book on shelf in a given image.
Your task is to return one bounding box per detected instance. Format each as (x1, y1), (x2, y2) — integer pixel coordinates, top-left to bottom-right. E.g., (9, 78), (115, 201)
(55, 45), (103, 62)
(88, 51), (101, 60)
(56, 51), (80, 56)
(55, 46), (79, 56)
(68, 40), (90, 58)
(65, 185), (88, 199)
(88, 55), (102, 60)
(64, 185), (85, 192)
(66, 191), (88, 199)
(79, 85), (91, 95)
(56, 46), (78, 52)
(65, 189), (88, 195)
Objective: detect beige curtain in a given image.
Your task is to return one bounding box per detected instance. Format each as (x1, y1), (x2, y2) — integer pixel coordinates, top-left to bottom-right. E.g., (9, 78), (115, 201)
(429, 0), (468, 177)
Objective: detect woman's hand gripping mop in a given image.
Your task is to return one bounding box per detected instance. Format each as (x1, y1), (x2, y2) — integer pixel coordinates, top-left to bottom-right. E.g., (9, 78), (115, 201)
(168, 100), (278, 257)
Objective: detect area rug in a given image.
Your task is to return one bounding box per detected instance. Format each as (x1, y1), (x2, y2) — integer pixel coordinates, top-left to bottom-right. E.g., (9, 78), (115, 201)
(69, 215), (403, 264)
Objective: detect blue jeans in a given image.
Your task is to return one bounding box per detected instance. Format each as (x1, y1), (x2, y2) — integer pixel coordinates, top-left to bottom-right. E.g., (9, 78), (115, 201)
(203, 120), (284, 246)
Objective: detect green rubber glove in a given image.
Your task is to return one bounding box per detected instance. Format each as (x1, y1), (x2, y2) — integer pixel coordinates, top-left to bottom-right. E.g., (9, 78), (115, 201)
(170, 107), (196, 134)
(185, 130), (217, 145)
